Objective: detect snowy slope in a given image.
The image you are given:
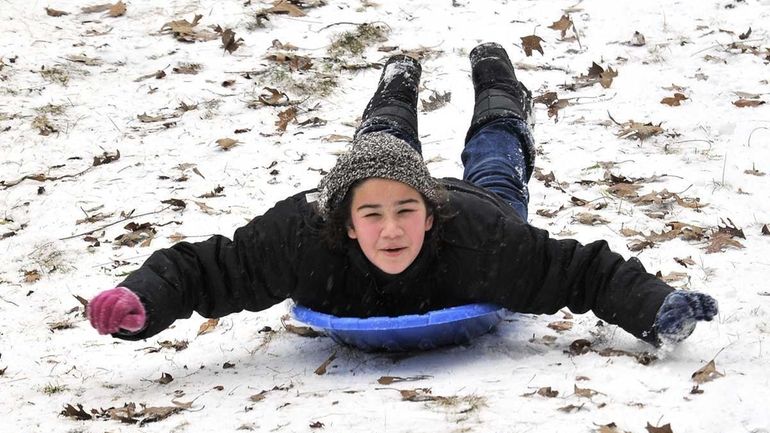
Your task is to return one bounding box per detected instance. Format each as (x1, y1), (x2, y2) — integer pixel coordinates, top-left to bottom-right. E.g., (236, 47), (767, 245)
(1, 0), (769, 432)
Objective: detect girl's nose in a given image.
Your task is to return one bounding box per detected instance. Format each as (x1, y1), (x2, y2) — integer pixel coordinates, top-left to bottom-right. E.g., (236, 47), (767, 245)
(381, 216), (403, 238)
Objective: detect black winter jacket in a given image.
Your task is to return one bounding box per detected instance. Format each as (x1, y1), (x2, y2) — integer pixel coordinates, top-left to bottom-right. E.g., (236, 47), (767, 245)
(118, 178), (673, 343)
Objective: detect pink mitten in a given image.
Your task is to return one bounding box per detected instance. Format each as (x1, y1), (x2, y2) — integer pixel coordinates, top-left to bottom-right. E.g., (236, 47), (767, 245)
(87, 287), (146, 335)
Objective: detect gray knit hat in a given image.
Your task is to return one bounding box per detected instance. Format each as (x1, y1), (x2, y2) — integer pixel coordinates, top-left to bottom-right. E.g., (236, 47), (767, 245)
(317, 132), (440, 217)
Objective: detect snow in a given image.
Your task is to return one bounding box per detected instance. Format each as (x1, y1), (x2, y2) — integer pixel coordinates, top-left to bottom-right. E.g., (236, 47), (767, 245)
(1, 0), (769, 432)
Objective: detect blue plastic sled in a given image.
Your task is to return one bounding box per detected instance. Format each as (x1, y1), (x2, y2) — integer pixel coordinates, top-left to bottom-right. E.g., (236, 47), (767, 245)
(291, 303), (506, 352)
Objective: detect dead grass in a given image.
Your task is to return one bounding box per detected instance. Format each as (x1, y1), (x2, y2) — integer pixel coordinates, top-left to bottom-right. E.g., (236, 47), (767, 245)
(327, 23), (389, 57)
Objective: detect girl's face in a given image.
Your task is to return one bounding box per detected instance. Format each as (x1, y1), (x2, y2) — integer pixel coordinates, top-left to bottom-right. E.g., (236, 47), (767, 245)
(347, 178), (434, 275)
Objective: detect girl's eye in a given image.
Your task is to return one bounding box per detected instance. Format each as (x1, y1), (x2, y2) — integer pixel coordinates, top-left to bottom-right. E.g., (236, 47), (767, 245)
(364, 213), (381, 218)
(398, 209), (415, 214)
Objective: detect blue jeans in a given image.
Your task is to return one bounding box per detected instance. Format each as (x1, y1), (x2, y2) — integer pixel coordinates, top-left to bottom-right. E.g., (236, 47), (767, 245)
(357, 117), (534, 220)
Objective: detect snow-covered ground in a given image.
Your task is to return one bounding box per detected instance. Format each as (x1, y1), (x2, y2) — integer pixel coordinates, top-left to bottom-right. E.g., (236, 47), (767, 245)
(2, 0), (769, 431)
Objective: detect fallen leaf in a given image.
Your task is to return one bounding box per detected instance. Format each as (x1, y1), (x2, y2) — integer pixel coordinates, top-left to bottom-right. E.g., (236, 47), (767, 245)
(81, 3), (112, 13)
(93, 150), (120, 166)
(220, 28), (243, 54)
(598, 422), (632, 433)
(692, 359), (724, 384)
(548, 15), (573, 38)
(266, 0), (306, 16)
(399, 388), (437, 402)
(575, 212), (609, 225)
(537, 386), (559, 398)
(157, 372), (174, 385)
(645, 422), (673, 433)
(314, 351), (337, 375)
(161, 198), (186, 210)
(377, 375), (432, 385)
(276, 107), (297, 133)
(60, 404), (92, 420)
(197, 318), (219, 335)
(717, 218), (745, 239)
(661, 93), (687, 106)
(558, 404), (585, 413)
(272, 39), (298, 50)
(223, 361), (236, 369)
(547, 320), (573, 332)
(739, 27), (752, 40)
(705, 232), (744, 254)
(172, 63), (201, 74)
(160, 14), (217, 42)
(620, 227), (642, 237)
(574, 384), (600, 398)
(258, 87), (290, 106)
(674, 256), (696, 267)
(629, 31), (646, 46)
(520, 35), (545, 56)
(108, 1), (126, 17)
(46, 7), (69, 16)
(322, 134), (352, 142)
(288, 322), (324, 338)
(310, 421), (324, 428)
(421, 91), (452, 112)
(733, 99), (765, 108)
(24, 269), (41, 283)
(568, 339), (592, 355)
(762, 224), (770, 235)
(216, 138), (239, 151)
(616, 120), (664, 141)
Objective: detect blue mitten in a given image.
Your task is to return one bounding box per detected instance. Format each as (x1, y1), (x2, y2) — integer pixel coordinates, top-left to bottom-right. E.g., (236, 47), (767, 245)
(654, 291), (718, 344)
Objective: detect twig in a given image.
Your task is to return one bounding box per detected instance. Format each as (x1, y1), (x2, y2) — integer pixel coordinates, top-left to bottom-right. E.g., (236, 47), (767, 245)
(59, 205), (172, 240)
(747, 127), (770, 147)
(316, 20), (391, 32)
(0, 295), (19, 307)
(606, 111), (622, 126)
(1, 166), (93, 190)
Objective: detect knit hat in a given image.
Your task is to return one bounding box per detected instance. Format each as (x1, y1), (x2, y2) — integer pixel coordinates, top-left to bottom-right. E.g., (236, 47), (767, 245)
(317, 132), (440, 217)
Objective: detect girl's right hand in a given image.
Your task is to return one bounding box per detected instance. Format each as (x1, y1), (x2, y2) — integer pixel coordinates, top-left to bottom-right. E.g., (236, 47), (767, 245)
(87, 287), (147, 335)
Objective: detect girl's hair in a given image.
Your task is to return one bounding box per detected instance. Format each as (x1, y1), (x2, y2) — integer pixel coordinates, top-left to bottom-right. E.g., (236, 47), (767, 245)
(321, 179), (449, 252)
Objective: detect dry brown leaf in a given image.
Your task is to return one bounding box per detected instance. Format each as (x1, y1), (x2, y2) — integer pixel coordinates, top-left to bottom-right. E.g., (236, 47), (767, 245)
(399, 388), (438, 402)
(607, 183), (642, 199)
(322, 134), (352, 142)
(377, 375), (431, 385)
(733, 99), (765, 108)
(81, 3), (112, 13)
(272, 39), (298, 50)
(537, 386), (559, 398)
(521, 35), (545, 56)
(160, 14), (217, 42)
(674, 194), (707, 209)
(620, 227), (642, 237)
(598, 422), (631, 433)
(558, 404), (585, 413)
(616, 121), (664, 141)
(108, 1), (126, 17)
(705, 232), (744, 254)
(599, 66), (618, 88)
(314, 351), (337, 375)
(645, 423), (673, 433)
(744, 165), (766, 176)
(194, 201), (217, 214)
(536, 206), (563, 218)
(220, 28), (243, 54)
(627, 239), (654, 252)
(276, 107), (298, 133)
(717, 218), (746, 239)
(574, 384), (600, 398)
(657, 271), (689, 283)
(197, 318), (219, 336)
(283, 323), (322, 337)
(575, 212), (609, 225)
(549, 15), (573, 38)
(46, 7), (69, 16)
(674, 256), (696, 267)
(762, 224), (770, 235)
(157, 372), (174, 384)
(24, 269), (41, 283)
(421, 91), (452, 112)
(629, 31), (646, 46)
(266, 0), (306, 16)
(547, 320), (573, 332)
(216, 138), (239, 151)
(259, 87), (290, 106)
(661, 93), (687, 106)
(692, 359), (724, 383)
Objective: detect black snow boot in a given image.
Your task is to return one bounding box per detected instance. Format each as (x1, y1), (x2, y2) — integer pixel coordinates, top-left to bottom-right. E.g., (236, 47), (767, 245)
(465, 42), (532, 143)
(357, 55), (422, 147)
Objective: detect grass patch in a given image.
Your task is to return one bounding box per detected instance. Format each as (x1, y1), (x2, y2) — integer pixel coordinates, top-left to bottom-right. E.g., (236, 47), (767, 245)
(327, 23), (389, 57)
(35, 103), (67, 115)
(43, 383), (67, 395)
(39, 66), (70, 85)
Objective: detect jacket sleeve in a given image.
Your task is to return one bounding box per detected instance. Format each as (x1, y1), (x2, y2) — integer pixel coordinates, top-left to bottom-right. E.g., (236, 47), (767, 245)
(114, 196), (304, 340)
(490, 220), (674, 343)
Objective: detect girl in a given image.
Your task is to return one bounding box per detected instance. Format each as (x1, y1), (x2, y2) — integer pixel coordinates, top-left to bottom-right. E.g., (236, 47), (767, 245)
(87, 43), (717, 347)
